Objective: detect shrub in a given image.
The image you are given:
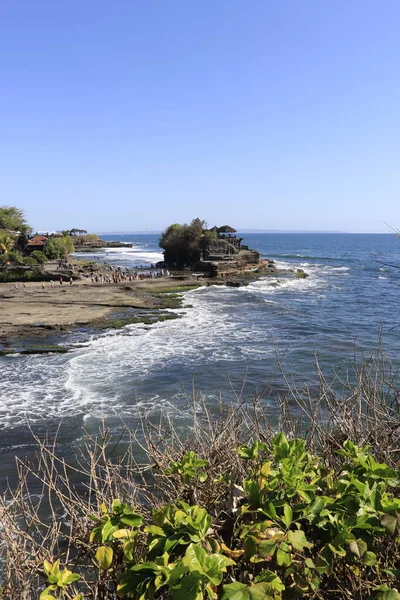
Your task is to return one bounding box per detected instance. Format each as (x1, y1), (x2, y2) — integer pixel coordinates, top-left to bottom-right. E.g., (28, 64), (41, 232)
(1, 347), (399, 599)
(3, 251), (24, 265)
(30, 250), (48, 264)
(44, 236), (74, 259)
(8, 436), (399, 600)
(22, 256), (37, 266)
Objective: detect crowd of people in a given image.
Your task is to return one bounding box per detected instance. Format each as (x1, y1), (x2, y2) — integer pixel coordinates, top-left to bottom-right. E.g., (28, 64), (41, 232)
(9, 264), (171, 291)
(87, 265), (170, 284)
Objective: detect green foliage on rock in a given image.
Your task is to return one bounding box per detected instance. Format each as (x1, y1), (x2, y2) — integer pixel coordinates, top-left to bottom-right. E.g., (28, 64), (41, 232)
(159, 218), (217, 267)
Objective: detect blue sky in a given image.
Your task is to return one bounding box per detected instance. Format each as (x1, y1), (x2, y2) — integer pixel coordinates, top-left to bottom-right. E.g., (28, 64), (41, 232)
(1, 1), (400, 233)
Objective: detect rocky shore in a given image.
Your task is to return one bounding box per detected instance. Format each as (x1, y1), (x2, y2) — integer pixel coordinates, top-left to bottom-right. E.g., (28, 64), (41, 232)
(0, 276), (197, 344)
(0, 258), (308, 353)
(74, 239), (133, 250)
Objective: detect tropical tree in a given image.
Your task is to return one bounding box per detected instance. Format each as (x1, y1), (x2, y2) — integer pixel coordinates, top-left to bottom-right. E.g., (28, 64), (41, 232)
(44, 236), (75, 260)
(159, 218), (212, 267)
(0, 206), (31, 233)
(0, 230), (15, 255)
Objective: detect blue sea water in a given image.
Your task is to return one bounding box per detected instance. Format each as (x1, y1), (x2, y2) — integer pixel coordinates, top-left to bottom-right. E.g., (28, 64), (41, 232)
(1, 233), (399, 486)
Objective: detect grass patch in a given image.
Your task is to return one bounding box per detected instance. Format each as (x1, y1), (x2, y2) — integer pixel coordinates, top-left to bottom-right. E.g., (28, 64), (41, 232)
(20, 345), (69, 354)
(0, 345), (69, 355)
(150, 293), (184, 309)
(94, 311), (180, 330)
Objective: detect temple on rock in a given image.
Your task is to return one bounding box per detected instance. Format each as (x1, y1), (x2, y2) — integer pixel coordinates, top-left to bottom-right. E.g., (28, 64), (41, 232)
(159, 220), (262, 277)
(201, 225), (259, 268)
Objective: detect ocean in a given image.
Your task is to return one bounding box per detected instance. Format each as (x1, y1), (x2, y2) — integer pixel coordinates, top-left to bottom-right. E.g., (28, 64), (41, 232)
(1, 233), (399, 488)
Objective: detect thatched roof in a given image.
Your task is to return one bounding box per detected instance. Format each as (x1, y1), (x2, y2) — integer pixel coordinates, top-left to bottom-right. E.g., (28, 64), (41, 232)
(218, 225), (237, 233)
(208, 225), (219, 232)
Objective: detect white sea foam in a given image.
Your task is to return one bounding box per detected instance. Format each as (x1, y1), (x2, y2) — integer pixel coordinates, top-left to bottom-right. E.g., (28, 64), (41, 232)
(73, 243), (164, 267)
(0, 287), (274, 429)
(243, 258), (351, 302)
(0, 251), (355, 430)
(103, 248), (164, 262)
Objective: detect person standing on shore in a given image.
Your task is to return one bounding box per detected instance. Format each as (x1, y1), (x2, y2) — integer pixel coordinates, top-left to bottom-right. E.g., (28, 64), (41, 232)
(60, 276), (63, 285)
(69, 276), (73, 285)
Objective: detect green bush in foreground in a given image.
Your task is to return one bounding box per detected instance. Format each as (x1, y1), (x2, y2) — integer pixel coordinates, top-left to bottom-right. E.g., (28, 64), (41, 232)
(33, 434), (400, 600)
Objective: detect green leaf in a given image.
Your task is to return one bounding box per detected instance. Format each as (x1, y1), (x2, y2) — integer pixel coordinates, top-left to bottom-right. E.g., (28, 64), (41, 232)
(328, 543), (346, 557)
(206, 554), (235, 585)
(349, 539), (368, 558)
(112, 499), (123, 512)
(123, 540), (136, 562)
(282, 504), (293, 528)
(113, 528), (132, 539)
(171, 574), (203, 600)
(96, 546), (113, 570)
(362, 551), (377, 566)
(383, 569), (400, 578)
(237, 445), (255, 460)
(272, 432), (290, 457)
(145, 525), (166, 536)
(258, 539), (276, 558)
(288, 529), (313, 551)
(381, 514), (400, 536)
(60, 570), (79, 585)
(90, 524), (102, 543)
(377, 591), (400, 600)
(47, 559), (61, 584)
(43, 560), (53, 577)
(244, 535), (258, 558)
(101, 519), (118, 542)
(250, 570), (285, 593)
(222, 582), (250, 600)
(249, 582), (275, 599)
(265, 501), (276, 520)
(305, 498), (325, 517)
(182, 543), (207, 575)
(120, 513), (144, 528)
(305, 558), (316, 568)
(39, 588), (57, 600)
(276, 547), (291, 567)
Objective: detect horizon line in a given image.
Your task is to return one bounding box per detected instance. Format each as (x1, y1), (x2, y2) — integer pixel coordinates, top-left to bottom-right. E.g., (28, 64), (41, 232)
(94, 229), (391, 235)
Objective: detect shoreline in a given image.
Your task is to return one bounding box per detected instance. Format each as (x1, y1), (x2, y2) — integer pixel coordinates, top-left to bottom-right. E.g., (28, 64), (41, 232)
(0, 259), (307, 350)
(0, 276), (198, 346)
